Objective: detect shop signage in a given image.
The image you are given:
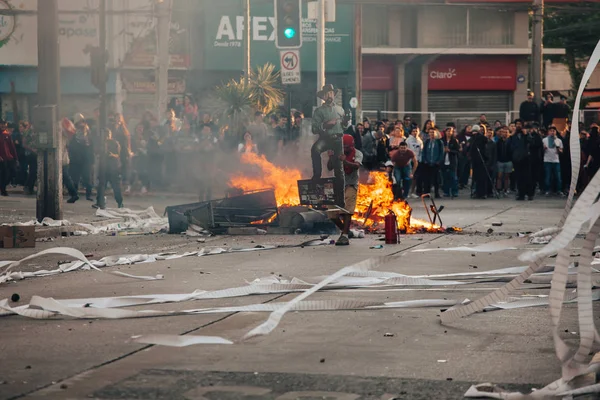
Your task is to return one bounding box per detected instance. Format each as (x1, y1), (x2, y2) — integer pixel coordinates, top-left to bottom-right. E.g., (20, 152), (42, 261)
(428, 56), (517, 91)
(203, 0), (354, 72)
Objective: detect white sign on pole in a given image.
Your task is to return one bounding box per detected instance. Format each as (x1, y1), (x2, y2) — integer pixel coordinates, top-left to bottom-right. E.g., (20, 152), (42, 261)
(349, 97), (358, 108)
(280, 50), (301, 85)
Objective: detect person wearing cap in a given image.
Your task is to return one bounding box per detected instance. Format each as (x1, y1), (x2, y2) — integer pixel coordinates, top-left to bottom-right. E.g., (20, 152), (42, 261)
(311, 84), (348, 207)
(326, 134), (363, 246)
(0, 119), (18, 196)
(469, 124), (489, 199)
(390, 141), (418, 201)
(543, 125), (564, 196)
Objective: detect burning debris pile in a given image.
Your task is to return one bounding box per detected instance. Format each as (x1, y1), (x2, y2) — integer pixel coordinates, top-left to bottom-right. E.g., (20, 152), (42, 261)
(228, 153), (459, 234)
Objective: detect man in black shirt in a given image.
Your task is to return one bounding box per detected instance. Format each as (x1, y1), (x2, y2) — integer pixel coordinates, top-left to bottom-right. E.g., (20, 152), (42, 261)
(519, 92), (540, 124)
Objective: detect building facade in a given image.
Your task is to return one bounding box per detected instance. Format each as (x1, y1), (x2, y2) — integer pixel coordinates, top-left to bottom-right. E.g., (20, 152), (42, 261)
(0, 0), (191, 127)
(359, 0), (565, 126)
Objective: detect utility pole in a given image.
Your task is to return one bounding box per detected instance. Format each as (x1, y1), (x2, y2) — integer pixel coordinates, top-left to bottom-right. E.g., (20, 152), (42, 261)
(532, 0), (544, 103)
(243, 0), (251, 85)
(96, 0), (108, 208)
(317, 0), (325, 104)
(156, 0), (172, 119)
(36, 0), (62, 221)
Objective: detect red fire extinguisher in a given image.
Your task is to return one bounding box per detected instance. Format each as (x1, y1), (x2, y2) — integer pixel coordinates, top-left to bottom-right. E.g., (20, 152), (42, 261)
(384, 210), (399, 244)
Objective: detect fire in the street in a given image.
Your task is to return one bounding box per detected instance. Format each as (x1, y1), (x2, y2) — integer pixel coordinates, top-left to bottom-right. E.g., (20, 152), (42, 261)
(230, 152), (301, 206)
(354, 171), (444, 233)
(230, 154), (451, 233)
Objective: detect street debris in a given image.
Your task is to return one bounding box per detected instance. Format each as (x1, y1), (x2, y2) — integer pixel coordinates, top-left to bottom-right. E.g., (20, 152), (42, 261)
(491, 222), (503, 227)
(383, 333), (395, 337)
(10, 293), (19, 302)
(370, 245), (384, 249)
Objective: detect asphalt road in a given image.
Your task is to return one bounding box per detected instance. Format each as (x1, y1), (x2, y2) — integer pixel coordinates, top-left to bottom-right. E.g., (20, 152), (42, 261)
(0, 194), (596, 400)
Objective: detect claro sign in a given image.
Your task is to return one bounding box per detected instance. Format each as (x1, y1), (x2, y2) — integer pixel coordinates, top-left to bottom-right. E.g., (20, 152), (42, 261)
(428, 57), (517, 91)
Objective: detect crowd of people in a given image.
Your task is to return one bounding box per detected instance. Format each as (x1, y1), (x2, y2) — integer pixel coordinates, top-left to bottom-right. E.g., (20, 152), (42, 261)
(0, 95), (306, 205)
(345, 98), (598, 202)
(0, 91), (598, 205)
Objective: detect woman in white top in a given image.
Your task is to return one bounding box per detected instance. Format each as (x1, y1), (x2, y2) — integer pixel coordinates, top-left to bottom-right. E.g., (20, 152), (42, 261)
(238, 132), (258, 154)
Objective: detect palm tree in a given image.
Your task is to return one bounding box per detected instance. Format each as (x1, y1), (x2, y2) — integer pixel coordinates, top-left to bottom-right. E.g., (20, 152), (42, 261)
(248, 63), (284, 115)
(213, 78), (254, 142)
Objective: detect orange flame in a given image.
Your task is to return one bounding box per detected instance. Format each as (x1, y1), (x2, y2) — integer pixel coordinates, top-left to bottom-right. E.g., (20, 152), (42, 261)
(229, 154), (456, 233)
(354, 171), (444, 233)
(230, 152), (301, 207)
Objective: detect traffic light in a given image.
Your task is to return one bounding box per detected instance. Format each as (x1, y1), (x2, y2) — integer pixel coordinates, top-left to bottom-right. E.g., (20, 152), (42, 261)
(275, 0), (302, 49)
(90, 46), (108, 90)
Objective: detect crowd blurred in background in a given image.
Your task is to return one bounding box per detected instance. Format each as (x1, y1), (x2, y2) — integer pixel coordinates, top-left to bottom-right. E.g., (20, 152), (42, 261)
(0, 91), (598, 205)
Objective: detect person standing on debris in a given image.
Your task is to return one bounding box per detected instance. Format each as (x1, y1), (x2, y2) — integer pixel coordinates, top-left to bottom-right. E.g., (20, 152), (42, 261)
(311, 84), (348, 207)
(68, 114), (94, 201)
(0, 119), (18, 196)
(327, 134), (362, 246)
(94, 128), (123, 209)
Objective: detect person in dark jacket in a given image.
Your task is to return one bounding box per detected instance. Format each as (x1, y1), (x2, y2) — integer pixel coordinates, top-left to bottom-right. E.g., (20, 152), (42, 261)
(528, 123), (545, 194)
(109, 113), (133, 194)
(68, 116), (94, 201)
(484, 126), (497, 197)
(495, 126), (513, 195)
(509, 121), (534, 200)
(519, 92), (540, 124)
(93, 128), (123, 209)
(19, 121), (37, 195)
(422, 127), (444, 198)
(0, 120), (18, 196)
(541, 93), (555, 129)
(441, 127), (460, 198)
(469, 125), (489, 199)
(552, 96), (571, 134)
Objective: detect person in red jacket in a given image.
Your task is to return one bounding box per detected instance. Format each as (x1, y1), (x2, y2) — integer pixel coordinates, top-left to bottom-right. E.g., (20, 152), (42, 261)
(0, 120), (18, 196)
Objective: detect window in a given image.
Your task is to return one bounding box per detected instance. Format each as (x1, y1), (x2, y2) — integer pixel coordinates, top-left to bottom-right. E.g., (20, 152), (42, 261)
(420, 7), (514, 47)
(420, 7), (468, 47)
(469, 8), (514, 46)
(362, 5), (389, 47)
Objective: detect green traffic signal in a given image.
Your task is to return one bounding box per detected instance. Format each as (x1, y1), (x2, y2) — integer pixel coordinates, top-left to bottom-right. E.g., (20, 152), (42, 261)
(284, 27), (296, 39)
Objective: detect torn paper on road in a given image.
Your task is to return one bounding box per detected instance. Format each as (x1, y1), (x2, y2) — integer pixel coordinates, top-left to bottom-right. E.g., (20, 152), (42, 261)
(6, 207), (168, 236)
(445, 40), (600, 399)
(133, 334), (233, 347)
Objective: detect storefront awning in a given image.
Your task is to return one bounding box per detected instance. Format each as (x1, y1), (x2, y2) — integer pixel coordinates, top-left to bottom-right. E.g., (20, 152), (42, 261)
(362, 47), (565, 56)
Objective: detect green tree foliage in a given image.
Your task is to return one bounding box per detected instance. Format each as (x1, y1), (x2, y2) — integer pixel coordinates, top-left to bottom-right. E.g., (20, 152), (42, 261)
(544, 2), (600, 95)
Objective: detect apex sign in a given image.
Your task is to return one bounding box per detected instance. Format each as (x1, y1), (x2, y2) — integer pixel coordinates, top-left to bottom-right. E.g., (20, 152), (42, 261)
(216, 16), (276, 43)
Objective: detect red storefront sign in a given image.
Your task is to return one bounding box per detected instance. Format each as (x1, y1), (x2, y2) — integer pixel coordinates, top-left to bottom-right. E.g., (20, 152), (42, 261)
(428, 57), (517, 91)
(362, 56), (395, 91)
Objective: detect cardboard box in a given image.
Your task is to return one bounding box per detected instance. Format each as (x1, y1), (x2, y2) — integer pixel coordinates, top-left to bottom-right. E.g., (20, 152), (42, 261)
(0, 225), (36, 248)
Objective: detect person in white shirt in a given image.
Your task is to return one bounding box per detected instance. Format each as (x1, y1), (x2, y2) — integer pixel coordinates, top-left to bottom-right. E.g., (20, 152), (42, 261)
(542, 125), (564, 196)
(406, 126), (423, 198)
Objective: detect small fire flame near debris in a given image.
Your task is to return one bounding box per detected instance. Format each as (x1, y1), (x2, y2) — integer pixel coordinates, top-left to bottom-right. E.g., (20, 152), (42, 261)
(230, 153), (461, 233)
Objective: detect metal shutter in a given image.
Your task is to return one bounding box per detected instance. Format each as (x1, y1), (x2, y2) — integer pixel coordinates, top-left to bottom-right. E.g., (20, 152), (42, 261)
(428, 91), (511, 128)
(361, 91), (387, 120)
